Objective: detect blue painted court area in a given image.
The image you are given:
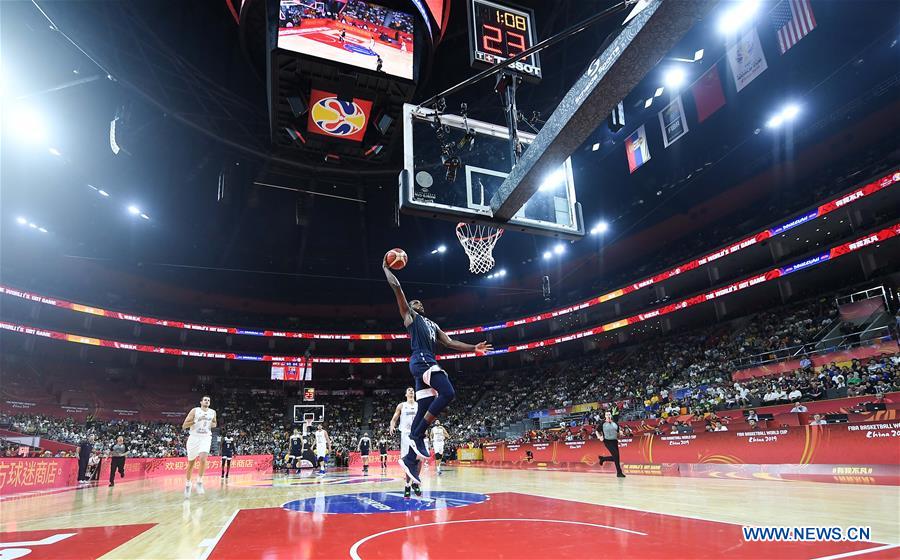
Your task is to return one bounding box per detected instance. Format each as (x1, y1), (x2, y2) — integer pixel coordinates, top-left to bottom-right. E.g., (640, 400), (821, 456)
(343, 43), (376, 56)
(282, 491), (488, 514)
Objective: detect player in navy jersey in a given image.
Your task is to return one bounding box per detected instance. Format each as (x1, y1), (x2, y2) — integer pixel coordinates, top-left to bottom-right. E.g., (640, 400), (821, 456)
(383, 256), (492, 484)
(357, 433), (372, 474)
(220, 433), (236, 480)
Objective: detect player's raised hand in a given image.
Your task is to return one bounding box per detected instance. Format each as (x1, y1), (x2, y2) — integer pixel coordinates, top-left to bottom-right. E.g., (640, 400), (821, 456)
(475, 341), (493, 355)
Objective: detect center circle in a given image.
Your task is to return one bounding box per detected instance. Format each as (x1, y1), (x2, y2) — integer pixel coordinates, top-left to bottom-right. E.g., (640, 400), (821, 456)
(283, 490), (487, 514)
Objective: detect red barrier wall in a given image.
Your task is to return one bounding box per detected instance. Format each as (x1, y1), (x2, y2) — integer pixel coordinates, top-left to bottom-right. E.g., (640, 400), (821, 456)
(98, 454), (272, 482)
(732, 340), (898, 381)
(482, 421), (900, 467)
(0, 458), (79, 496)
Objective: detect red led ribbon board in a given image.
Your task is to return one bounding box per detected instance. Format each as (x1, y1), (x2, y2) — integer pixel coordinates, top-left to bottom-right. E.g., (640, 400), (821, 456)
(307, 89), (372, 142)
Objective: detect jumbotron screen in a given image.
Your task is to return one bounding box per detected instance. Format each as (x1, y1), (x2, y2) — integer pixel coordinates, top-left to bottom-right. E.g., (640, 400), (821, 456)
(271, 360), (313, 381)
(278, 0), (415, 79)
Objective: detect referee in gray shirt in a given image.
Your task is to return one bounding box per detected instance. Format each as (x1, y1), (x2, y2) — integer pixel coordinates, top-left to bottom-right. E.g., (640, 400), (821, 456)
(597, 411), (625, 478)
(108, 436), (127, 487)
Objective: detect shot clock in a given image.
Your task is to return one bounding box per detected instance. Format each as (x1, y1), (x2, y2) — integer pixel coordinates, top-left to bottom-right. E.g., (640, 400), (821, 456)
(467, 0), (542, 82)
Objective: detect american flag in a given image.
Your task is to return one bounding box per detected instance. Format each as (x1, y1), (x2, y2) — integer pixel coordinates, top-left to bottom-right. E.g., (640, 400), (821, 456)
(772, 0), (817, 54)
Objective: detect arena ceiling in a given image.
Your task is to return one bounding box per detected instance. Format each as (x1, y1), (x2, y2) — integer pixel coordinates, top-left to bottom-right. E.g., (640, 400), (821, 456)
(1, 0), (898, 319)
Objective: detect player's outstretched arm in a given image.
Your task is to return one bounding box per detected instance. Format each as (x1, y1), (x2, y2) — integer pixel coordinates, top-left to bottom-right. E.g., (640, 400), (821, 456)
(436, 328), (492, 355)
(389, 403), (402, 434)
(182, 409), (195, 430)
(382, 257), (413, 326)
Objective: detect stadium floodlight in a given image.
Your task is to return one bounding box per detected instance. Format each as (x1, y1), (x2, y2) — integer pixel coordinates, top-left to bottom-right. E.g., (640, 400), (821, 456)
(644, 98), (653, 109)
(591, 143), (600, 151)
(16, 216), (27, 225)
(127, 205), (141, 215)
(693, 49), (704, 62)
(98, 189), (110, 197)
(9, 107), (46, 144)
(663, 67), (686, 90)
(48, 147), (61, 156)
(542, 251), (552, 260)
(538, 169), (567, 192)
(717, 0), (760, 35)
(591, 221), (610, 235)
(781, 103), (801, 120)
(654, 87), (664, 97)
(766, 115), (784, 128)
(553, 243), (566, 255)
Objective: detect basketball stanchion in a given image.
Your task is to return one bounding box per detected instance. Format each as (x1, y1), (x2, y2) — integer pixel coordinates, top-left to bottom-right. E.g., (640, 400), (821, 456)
(456, 222), (503, 274)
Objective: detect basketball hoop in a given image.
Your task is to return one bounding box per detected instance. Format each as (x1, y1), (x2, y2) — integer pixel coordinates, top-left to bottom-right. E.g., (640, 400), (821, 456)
(456, 222), (503, 274)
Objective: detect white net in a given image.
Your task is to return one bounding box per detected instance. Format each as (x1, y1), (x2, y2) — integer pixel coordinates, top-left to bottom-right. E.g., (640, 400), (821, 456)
(456, 223), (503, 274)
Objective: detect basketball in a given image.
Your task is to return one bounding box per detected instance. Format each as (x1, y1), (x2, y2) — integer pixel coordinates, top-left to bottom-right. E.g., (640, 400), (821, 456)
(385, 248), (408, 270)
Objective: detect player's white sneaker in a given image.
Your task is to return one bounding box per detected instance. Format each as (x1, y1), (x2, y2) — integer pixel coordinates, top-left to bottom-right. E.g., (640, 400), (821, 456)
(195, 481), (205, 495)
(184, 481), (191, 499)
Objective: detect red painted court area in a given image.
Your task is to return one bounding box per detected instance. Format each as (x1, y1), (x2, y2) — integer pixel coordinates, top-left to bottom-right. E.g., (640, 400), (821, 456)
(0, 524), (155, 559)
(208, 493), (897, 559)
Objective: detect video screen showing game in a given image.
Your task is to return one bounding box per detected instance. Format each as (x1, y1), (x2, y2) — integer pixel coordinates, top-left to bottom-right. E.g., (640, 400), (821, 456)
(278, 0), (414, 79)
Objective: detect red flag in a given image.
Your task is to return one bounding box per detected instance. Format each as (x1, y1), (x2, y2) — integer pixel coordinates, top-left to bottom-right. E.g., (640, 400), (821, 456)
(691, 65), (725, 123)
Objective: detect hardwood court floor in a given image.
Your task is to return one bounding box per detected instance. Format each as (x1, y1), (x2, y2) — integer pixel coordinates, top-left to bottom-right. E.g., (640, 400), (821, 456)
(1, 465), (898, 559)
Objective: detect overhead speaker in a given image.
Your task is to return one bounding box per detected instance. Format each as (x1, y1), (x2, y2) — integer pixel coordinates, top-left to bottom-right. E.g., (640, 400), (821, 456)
(607, 100), (625, 133)
(287, 95), (308, 118)
(374, 113), (393, 135)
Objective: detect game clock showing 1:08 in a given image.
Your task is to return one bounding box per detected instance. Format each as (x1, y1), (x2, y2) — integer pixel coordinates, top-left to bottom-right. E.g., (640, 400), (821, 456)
(468, 0), (542, 82)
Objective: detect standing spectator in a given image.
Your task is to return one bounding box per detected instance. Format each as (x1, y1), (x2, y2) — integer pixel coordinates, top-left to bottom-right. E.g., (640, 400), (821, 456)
(78, 434), (95, 483)
(790, 402), (808, 413)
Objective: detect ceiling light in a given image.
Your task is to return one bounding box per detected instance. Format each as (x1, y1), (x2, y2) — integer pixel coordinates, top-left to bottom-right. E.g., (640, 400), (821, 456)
(591, 143), (600, 151)
(38, 227), (48, 233)
(654, 87), (664, 97)
(98, 190), (110, 197)
(693, 49), (704, 62)
(28, 222), (37, 229)
(127, 205), (141, 215)
(553, 243), (565, 255)
(48, 147), (61, 156)
(538, 169), (567, 192)
(8, 107), (46, 144)
(437, 245), (446, 253)
(498, 269), (507, 277)
(644, 98), (653, 109)
(542, 251), (552, 260)
(16, 216), (27, 225)
(717, 0), (760, 35)
(766, 115), (784, 129)
(663, 67), (686, 90)
(782, 103), (800, 120)
(140, 213), (150, 220)
(591, 221), (609, 235)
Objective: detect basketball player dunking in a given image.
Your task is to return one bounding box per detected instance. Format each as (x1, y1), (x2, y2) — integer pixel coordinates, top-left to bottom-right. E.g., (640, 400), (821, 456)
(390, 387), (419, 497)
(182, 396), (217, 498)
(314, 423), (332, 475)
(383, 258), (492, 485)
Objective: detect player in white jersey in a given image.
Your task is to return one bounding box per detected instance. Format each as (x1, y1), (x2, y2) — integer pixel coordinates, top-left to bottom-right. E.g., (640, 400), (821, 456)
(182, 396), (217, 498)
(390, 387), (419, 497)
(431, 420), (449, 475)
(314, 423), (331, 475)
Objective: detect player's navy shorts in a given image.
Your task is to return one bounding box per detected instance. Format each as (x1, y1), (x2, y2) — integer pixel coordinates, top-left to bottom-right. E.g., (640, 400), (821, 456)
(409, 354), (446, 400)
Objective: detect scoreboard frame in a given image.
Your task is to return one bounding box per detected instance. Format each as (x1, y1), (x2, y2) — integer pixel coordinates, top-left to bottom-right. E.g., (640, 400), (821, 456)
(466, 0), (542, 82)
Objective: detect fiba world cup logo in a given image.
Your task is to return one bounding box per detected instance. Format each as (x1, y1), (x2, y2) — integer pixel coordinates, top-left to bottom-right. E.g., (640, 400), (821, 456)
(311, 97), (367, 137)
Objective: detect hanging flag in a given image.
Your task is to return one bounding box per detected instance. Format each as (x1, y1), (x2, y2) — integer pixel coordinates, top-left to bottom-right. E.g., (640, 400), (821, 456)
(658, 95), (689, 148)
(691, 64), (726, 123)
(726, 27), (768, 92)
(772, 0), (817, 54)
(624, 125), (651, 173)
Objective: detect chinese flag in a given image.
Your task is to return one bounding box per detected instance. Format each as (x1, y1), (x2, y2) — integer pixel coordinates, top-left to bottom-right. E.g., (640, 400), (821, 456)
(691, 64), (726, 123)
